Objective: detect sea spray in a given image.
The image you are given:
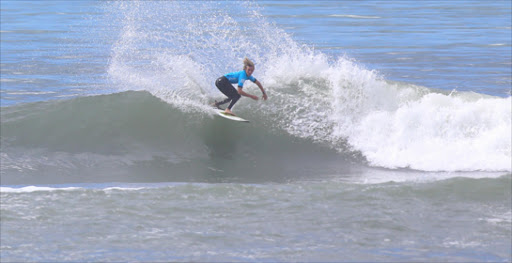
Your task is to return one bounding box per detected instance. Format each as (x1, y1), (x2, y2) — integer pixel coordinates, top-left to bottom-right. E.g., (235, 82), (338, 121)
(106, 1), (290, 113)
(104, 1), (511, 172)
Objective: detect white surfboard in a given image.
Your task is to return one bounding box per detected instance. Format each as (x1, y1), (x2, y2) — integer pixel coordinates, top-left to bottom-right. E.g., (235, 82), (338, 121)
(215, 109), (250, 122)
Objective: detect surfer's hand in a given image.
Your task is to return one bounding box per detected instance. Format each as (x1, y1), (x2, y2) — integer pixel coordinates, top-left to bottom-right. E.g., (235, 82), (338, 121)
(251, 95), (259, 100)
(262, 93), (267, 100)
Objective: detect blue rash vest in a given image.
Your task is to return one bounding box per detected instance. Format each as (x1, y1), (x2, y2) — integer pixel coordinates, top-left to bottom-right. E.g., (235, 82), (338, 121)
(224, 70), (257, 88)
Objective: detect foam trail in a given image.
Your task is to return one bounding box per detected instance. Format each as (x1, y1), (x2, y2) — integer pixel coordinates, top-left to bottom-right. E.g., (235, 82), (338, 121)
(0, 185), (151, 193)
(0, 186), (80, 193)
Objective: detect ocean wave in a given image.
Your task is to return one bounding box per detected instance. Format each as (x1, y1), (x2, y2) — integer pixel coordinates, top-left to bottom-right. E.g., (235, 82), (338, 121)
(0, 91), (357, 184)
(1, 1), (510, 186)
(101, 1), (511, 173)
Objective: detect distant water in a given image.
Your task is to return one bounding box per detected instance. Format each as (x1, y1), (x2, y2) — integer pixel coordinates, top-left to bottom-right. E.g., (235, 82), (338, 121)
(1, 1), (511, 262)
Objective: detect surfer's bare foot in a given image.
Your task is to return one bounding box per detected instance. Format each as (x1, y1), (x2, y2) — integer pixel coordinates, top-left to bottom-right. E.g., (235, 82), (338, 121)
(224, 109), (235, 116)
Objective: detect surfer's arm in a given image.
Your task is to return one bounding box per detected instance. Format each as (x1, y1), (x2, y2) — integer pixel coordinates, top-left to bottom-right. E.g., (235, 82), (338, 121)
(237, 87), (258, 100)
(254, 80), (267, 100)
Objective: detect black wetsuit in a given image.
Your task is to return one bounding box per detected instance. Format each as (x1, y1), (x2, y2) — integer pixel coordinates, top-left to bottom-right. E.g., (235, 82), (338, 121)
(215, 70), (257, 110)
(215, 76), (241, 110)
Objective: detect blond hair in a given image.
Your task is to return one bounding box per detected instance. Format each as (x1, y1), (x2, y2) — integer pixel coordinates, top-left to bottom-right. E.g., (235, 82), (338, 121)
(243, 57), (255, 70)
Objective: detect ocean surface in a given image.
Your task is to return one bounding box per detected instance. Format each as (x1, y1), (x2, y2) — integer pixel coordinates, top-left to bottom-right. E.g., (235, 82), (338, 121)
(1, 0), (511, 262)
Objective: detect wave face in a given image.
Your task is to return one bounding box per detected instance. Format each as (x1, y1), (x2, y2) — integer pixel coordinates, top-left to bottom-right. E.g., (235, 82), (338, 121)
(102, 1), (511, 173)
(1, 91), (357, 185)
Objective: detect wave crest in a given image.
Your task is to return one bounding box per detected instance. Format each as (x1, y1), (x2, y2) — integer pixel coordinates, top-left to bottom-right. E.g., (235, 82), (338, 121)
(103, 1), (512, 172)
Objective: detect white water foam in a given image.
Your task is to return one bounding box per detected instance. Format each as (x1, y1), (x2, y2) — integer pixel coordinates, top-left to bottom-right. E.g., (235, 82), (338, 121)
(105, 1), (512, 172)
(329, 14), (381, 19)
(348, 93), (511, 171)
(0, 186), (80, 193)
(0, 185), (149, 193)
(263, 49), (511, 172)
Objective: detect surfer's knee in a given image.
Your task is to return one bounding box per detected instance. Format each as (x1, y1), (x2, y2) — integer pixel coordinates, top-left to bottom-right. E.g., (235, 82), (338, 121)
(232, 92), (241, 101)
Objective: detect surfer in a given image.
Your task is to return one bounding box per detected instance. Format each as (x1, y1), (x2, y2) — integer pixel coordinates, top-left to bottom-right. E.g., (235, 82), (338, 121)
(213, 58), (267, 116)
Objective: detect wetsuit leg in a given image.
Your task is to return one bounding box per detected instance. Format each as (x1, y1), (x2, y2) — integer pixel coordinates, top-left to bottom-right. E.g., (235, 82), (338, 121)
(227, 94), (240, 110)
(216, 97), (231, 107)
(215, 76), (241, 110)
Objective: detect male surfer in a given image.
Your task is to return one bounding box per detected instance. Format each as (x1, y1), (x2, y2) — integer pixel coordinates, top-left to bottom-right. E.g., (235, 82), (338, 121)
(212, 58), (267, 116)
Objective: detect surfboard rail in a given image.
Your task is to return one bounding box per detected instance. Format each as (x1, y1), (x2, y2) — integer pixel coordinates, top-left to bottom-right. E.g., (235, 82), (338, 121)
(215, 109), (250, 122)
